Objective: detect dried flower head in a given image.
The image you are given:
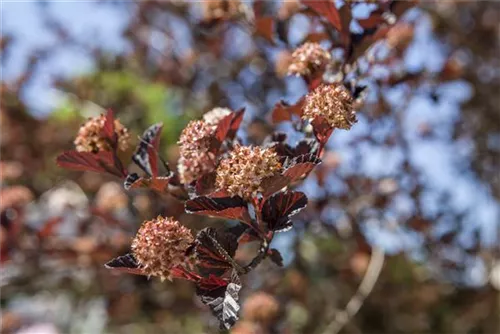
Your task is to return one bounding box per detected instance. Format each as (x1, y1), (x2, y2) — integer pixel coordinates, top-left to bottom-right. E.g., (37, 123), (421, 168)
(288, 42), (331, 77)
(131, 216), (193, 280)
(177, 120), (216, 184)
(74, 114), (130, 153)
(203, 107), (232, 126)
(242, 292), (280, 326)
(302, 84), (356, 130)
(215, 145), (282, 200)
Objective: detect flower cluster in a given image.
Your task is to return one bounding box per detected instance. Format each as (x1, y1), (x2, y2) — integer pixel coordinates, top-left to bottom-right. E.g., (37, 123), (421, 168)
(177, 107), (233, 184)
(60, 75), (356, 331)
(215, 145), (282, 200)
(74, 114), (130, 153)
(131, 216), (193, 280)
(288, 42), (331, 77)
(302, 83), (356, 130)
(177, 120), (216, 185)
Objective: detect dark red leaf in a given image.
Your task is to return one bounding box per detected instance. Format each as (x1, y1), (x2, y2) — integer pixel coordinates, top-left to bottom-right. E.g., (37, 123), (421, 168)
(271, 98), (304, 124)
(134, 177), (171, 193)
(294, 139), (320, 157)
(262, 154), (321, 197)
(125, 123), (174, 193)
(302, 0), (342, 31)
(100, 109), (117, 148)
(206, 189), (232, 198)
(283, 153), (321, 182)
(227, 108), (245, 142)
(196, 271), (241, 330)
(132, 123), (164, 177)
(268, 248), (284, 267)
(226, 223), (251, 241)
(267, 134), (318, 161)
(261, 174), (290, 198)
(271, 101), (292, 123)
(169, 266), (203, 282)
(352, 84), (368, 99)
(194, 227), (239, 276)
(146, 145), (159, 179)
(186, 196), (251, 223)
(311, 115), (334, 146)
(56, 151), (126, 178)
(255, 16), (275, 44)
(268, 132), (288, 144)
(124, 173), (140, 190)
(209, 109), (245, 154)
(261, 191), (307, 232)
(104, 253), (146, 276)
(195, 172), (217, 196)
(196, 274), (229, 291)
(308, 76), (323, 91)
(210, 113), (233, 153)
(271, 142), (296, 162)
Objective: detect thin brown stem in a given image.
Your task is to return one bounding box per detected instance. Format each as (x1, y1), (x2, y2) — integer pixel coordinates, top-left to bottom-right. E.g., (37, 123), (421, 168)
(242, 238), (270, 274)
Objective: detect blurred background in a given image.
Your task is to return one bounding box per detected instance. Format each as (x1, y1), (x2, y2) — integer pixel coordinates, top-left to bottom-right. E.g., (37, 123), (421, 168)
(1, 1), (500, 333)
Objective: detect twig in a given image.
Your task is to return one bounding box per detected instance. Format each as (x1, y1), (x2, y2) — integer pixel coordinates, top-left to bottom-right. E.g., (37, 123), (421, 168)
(242, 239), (269, 274)
(320, 246), (385, 334)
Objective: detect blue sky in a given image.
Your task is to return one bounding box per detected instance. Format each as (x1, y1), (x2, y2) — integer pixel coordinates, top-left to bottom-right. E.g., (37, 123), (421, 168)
(2, 1), (129, 115)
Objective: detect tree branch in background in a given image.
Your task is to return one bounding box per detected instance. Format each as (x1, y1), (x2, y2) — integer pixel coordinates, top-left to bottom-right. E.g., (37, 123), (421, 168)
(321, 247), (385, 334)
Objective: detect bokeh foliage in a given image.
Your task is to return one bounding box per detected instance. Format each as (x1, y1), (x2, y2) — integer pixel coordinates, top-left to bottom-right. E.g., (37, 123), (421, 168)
(1, 1), (500, 333)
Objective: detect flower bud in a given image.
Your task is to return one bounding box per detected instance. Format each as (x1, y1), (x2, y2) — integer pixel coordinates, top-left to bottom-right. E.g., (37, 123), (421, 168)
(74, 114), (130, 153)
(303, 84), (356, 130)
(215, 145), (282, 200)
(177, 120), (216, 184)
(288, 42), (331, 77)
(131, 216), (193, 280)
